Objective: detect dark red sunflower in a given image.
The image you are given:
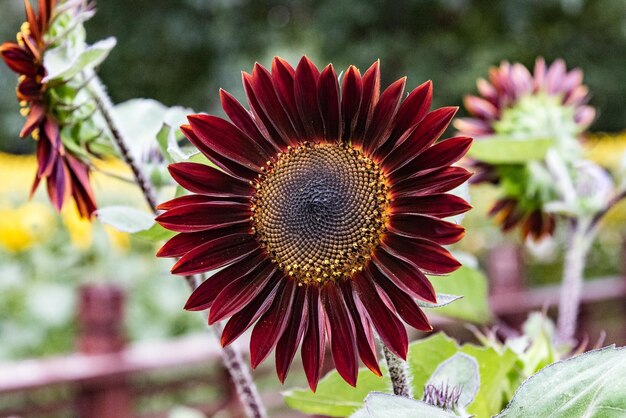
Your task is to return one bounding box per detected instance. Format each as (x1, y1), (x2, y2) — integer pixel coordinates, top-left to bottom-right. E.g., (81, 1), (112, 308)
(1, 0), (97, 218)
(156, 57), (473, 390)
(454, 58), (595, 240)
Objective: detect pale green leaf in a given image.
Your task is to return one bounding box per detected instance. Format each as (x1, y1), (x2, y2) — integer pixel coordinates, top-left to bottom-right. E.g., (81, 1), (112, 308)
(467, 136), (554, 164)
(416, 293), (462, 309)
(426, 353), (480, 408)
(353, 393), (457, 418)
(44, 37), (117, 83)
(461, 344), (518, 417)
(133, 222), (175, 242)
(428, 266), (491, 323)
(282, 367), (390, 417)
(95, 206), (155, 233)
(497, 346), (626, 418)
(408, 333), (459, 398)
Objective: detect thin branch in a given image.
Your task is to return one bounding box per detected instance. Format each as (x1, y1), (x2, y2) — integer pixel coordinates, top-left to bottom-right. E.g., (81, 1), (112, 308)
(588, 188), (626, 233)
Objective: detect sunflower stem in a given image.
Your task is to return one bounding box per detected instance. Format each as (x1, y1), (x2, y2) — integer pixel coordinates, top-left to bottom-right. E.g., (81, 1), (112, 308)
(85, 72), (159, 213)
(556, 220), (593, 346)
(382, 345), (412, 398)
(86, 73), (267, 418)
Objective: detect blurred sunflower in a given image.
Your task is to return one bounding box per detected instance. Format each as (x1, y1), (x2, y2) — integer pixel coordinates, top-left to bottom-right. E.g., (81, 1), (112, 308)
(156, 57), (473, 389)
(455, 58), (595, 240)
(0, 0), (97, 218)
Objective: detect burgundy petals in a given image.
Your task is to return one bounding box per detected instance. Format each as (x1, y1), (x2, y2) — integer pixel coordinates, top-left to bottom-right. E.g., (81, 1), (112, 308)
(181, 124), (257, 181)
(341, 281), (381, 376)
(318, 64), (341, 142)
(321, 283), (358, 387)
(183, 250), (265, 311)
(368, 263), (432, 331)
(171, 233), (259, 275)
(155, 201), (250, 233)
(384, 107), (458, 173)
(393, 166), (473, 197)
(221, 274), (283, 347)
(391, 194), (472, 218)
(187, 114), (268, 172)
(295, 56), (324, 139)
(168, 162), (252, 197)
(352, 61), (380, 147)
(388, 214), (465, 245)
(250, 277), (296, 368)
(157, 225), (251, 258)
(340, 66), (363, 144)
(276, 286), (309, 383)
(353, 271), (408, 359)
(301, 287), (326, 391)
(363, 77), (406, 155)
(209, 259), (277, 324)
(372, 249), (437, 303)
(382, 234), (461, 275)
(272, 57), (306, 138)
(391, 136), (473, 180)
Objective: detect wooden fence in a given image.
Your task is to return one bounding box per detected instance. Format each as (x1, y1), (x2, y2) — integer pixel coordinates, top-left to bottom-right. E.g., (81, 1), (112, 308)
(0, 245), (625, 418)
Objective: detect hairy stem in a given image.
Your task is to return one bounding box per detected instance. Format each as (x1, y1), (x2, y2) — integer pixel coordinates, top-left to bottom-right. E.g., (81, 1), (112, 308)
(382, 345), (412, 398)
(87, 74), (159, 212)
(89, 75), (267, 418)
(556, 222), (593, 345)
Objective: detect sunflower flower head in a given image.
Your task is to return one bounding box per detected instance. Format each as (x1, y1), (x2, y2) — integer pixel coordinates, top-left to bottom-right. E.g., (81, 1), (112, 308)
(156, 56), (473, 390)
(1, 0), (112, 218)
(455, 58), (596, 240)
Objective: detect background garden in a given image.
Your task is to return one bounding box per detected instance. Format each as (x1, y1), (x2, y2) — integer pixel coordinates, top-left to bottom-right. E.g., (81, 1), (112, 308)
(0, 0), (625, 417)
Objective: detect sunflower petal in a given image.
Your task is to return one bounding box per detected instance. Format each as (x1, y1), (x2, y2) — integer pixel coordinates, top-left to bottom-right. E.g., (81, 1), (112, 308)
(341, 65), (363, 144)
(183, 249), (265, 311)
(250, 276), (296, 368)
(353, 270), (408, 359)
(155, 201), (250, 233)
(390, 194), (472, 218)
(318, 64), (341, 142)
(157, 224), (252, 258)
(171, 233), (259, 275)
(301, 286), (326, 391)
(321, 282), (358, 387)
(367, 263), (432, 331)
(168, 162), (253, 197)
(209, 259), (277, 324)
(295, 56), (324, 139)
(392, 166), (472, 197)
(187, 114), (269, 172)
(388, 214), (465, 245)
(382, 235), (461, 275)
(372, 248), (437, 303)
(352, 60), (380, 148)
(276, 286), (309, 383)
(341, 281), (381, 376)
(363, 77), (406, 155)
(272, 57), (306, 138)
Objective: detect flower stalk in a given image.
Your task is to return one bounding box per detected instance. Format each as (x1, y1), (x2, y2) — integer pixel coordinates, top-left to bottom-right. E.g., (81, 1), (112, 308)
(555, 221), (593, 345)
(382, 345), (412, 398)
(87, 74), (268, 418)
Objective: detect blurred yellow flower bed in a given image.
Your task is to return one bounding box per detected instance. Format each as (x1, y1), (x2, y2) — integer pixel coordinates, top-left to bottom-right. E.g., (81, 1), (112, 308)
(0, 153), (144, 253)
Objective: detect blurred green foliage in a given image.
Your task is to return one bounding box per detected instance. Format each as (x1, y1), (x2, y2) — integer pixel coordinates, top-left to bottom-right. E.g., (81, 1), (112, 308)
(1, 0), (626, 154)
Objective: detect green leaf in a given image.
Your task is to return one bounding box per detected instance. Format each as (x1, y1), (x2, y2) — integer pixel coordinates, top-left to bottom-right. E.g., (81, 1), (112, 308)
(282, 367), (390, 417)
(416, 293), (462, 309)
(352, 393), (458, 418)
(408, 333), (459, 398)
(467, 136), (554, 164)
(95, 206), (155, 233)
(461, 344), (518, 418)
(428, 265), (491, 323)
(497, 346), (626, 418)
(426, 353), (480, 408)
(133, 222), (175, 242)
(44, 37), (117, 83)
(112, 99), (193, 162)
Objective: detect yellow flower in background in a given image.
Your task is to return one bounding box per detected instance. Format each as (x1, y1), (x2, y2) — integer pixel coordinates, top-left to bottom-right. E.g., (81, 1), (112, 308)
(585, 131), (626, 173)
(61, 207), (93, 250)
(0, 202), (55, 252)
(104, 225), (131, 253)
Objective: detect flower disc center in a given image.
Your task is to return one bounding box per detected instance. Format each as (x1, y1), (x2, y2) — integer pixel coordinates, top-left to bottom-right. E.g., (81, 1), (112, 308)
(252, 143), (390, 285)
